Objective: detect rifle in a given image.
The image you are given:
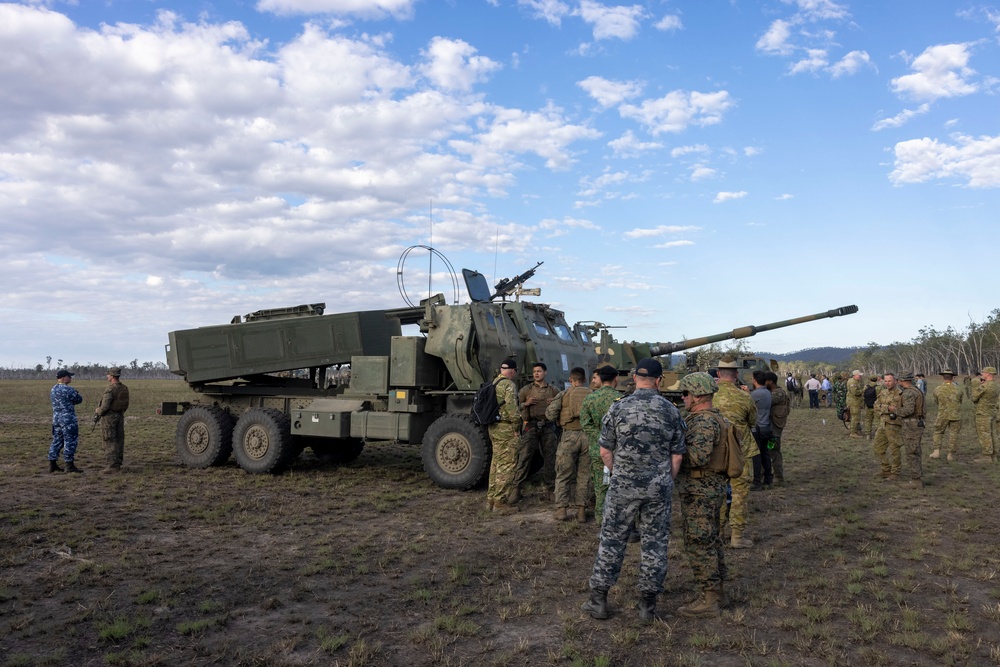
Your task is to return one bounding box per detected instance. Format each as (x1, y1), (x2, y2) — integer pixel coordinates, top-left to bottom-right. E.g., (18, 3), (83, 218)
(491, 262), (543, 300)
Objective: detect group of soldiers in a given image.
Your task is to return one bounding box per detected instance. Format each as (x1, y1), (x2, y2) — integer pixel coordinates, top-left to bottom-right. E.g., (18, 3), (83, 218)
(48, 368), (130, 474)
(484, 355), (787, 622)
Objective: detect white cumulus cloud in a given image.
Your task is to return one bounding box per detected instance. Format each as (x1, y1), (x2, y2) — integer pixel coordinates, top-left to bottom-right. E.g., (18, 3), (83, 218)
(714, 191), (747, 203)
(578, 76), (643, 108)
(420, 37), (501, 92)
(891, 43), (979, 102)
(619, 90), (733, 135)
(889, 134), (1000, 188)
(576, 0), (646, 41)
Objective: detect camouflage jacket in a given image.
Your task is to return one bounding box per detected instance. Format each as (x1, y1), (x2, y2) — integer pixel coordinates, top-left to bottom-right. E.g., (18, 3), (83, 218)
(769, 385), (790, 430)
(846, 377), (864, 404)
(50, 383), (83, 422)
(545, 385), (591, 430)
(519, 382), (558, 422)
(492, 375), (520, 426)
(971, 379), (999, 415)
(898, 385), (924, 420)
(874, 385), (902, 425)
(679, 407), (724, 473)
(933, 382), (963, 421)
(599, 388), (686, 499)
(581, 386), (619, 447)
(833, 380), (848, 412)
(714, 381), (756, 457)
(97, 382), (130, 415)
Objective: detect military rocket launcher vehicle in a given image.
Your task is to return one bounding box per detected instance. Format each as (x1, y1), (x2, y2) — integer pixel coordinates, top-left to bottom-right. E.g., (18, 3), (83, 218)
(159, 264), (858, 489)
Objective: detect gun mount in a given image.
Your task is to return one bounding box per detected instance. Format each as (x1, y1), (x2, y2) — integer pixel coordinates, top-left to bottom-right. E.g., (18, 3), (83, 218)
(159, 260), (858, 490)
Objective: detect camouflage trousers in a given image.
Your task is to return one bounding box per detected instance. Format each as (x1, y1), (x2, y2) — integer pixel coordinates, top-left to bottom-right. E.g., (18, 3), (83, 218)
(588, 440), (608, 519)
(589, 493), (672, 595)
(512, 422), (558, 490)
(487, 423), (520, 503)
(901, 420), (923, 480)
(769, 427), (784, 481)
(678, 475), (727, 591)
(848, 400), (864, 434)
(725, 457), (754, 533)
(974, 414), (996, 456)
(873, 423), (902, 475)
(932, 418), (961, 454)
(554, 430), (591, 509)
(48, 419), (80, 463)
(862, 407), (877, 438)
(101, 412), (125, 467)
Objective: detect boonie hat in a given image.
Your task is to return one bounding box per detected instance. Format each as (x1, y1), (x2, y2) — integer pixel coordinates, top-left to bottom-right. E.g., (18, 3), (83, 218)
(852, 369), (862, 376)
(715, 356), (739, 370)
(939, 368), (955, 376)
(983, 366), (998, 375)
(107, 367), (122, 377)
(634, 358), (662, 378)
(56, 370), (74, 379)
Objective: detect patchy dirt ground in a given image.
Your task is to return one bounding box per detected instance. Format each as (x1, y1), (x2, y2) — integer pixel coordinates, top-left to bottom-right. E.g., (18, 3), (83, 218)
(2, 379), (1000, 667)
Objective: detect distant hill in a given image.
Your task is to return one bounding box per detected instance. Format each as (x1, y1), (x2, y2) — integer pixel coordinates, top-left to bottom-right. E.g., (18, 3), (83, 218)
(758, 347), (864, 365)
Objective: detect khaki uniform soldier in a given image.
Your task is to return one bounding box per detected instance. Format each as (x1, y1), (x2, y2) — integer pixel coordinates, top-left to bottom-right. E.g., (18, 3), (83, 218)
(713, 357), (756, 549)
(511, 362), (559, 500)
(930, 369), (963, 461)
(862, 376), (880, 438)
(676, 372), (728, 618)
(847, 370), (865, 438)
(896, 372), (925, 488)
(580, 366), (619, 520)
(546, 368), (592, 523)
(971, 367), (998, 463)
(872, 373), (903, 480)
(95, 367), (130, 472)
(765, 372), (789, 485)
(486, 359), (521, 512)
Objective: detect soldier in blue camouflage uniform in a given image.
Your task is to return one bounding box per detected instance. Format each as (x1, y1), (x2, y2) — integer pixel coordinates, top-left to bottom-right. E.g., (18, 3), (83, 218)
(49, 369), (84, 473)
(676, 372), (728, 618)
(582, 358), (686, 623)
(486, 359), (522, 513)
(580, 365), (619, 520)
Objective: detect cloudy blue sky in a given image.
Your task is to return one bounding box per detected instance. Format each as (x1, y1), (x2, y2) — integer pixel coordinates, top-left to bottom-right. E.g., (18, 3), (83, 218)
(2, 0), (998, 368)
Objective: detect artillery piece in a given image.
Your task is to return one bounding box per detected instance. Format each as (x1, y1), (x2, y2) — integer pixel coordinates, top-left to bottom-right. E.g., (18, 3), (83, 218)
(159, 263), (857, 489)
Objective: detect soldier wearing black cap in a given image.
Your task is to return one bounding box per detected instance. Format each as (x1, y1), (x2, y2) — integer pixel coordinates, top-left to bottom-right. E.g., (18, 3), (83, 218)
(48, 370), (84, 473)
(582, 358), (686, 623)
(486, 359), (522, 513)
(95, 367), (130, 472)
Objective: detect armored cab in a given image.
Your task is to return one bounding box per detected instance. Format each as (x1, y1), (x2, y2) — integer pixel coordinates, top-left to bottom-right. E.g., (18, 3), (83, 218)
(160, 262), (858, 490)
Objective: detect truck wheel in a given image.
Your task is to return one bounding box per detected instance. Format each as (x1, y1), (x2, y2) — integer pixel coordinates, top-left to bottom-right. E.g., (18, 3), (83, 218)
(421, 415), (491, 490)
(233, 408), (293, 474)
(308, 439), (365, 464)
(176, 405), (233, 468)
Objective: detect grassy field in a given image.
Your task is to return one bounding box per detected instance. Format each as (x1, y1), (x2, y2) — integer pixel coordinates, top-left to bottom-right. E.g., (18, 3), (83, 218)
(1, 378), (999, 667)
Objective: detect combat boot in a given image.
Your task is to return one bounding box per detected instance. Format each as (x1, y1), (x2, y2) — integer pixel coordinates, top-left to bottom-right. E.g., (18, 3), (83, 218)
(491, 501), (518, 515)
(946, 453), (956, 462)
(65, 462), (83, 474)
(928, 449), (940, 459)
(849, 433), (863, 439)
(730, 530), (753, 549)
(576, 506), (587, 524)
(904, 479), (923, 489)
(48, 460), (63, 473)
(486, 498), (495, 511)
(973, 455), (996, 464)
(507, 487), (521, 505)
(637, 592), (657, 623)
(553, 507), (568, 521)
(582, 588), (609, 620)
(677, 586), (722, 618)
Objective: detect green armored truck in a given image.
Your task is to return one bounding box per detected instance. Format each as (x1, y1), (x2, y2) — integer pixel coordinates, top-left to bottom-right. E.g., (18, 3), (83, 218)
(159, 265), (857, 489)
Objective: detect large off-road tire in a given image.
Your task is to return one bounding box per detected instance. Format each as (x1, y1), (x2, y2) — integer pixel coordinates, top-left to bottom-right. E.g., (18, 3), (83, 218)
(305, 438), (365, 465)
(421, 415), (491, 490)
(232, 408), (294, 474)
(175, 405), (233, 468)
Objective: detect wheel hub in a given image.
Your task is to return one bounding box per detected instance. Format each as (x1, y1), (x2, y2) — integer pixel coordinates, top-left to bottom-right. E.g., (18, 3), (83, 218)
(244, 425), (270, 460)
(436, 433), (471, 473)
(187, 423), (210, 455)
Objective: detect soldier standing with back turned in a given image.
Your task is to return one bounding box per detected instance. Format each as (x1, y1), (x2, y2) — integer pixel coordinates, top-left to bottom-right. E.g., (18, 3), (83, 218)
(95, 367), (130, 472)
(930, 369), (963, 461)
(896, 372), (925, 488)
(971, 367), (998, 464)
(486, 359), (521, 513)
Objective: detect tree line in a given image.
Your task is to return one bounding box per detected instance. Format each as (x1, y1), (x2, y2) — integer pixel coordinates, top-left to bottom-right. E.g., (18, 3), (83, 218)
(0, 357), (178, 380)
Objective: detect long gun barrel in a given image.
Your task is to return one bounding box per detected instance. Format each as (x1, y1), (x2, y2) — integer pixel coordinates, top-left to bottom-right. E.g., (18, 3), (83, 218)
(491, 262), (543, 300)
(647, 305), (859, 356)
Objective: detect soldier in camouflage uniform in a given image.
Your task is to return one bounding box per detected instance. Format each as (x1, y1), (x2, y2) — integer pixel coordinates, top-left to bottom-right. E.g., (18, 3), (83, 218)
(486, 359), (522, 512)
(49, 370), (84, 473)
(764, 372), (789, 485)
(872, 373), (903, 480)
(582, 359), (685, 623)
(833, 373), (848, 422)
(971, 367), (998, 464)
(930, 369), (963, 461)
(896, 372), (925, 488)
(511, 362), (559, 501)
(847, 370), (865, 438)
(95, 367), (130, 472)
(546, 368), (592, 523)
(580, 365), (619, 520)
(675, 372), (728, 618)
(862, 376), (881, 439)
(713, 357), (756, 548)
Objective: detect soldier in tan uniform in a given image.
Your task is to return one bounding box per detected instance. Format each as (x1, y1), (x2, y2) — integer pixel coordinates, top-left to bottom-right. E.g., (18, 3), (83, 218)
(861, 376), (881, 439)
(95, 367), (130, 472)
(713, 357), (756, 548)
(872, 373), (903, 480)
(510, 362), (559, 501)
(546, 368), (592, 522)
(847, 370), (865, 438)
(930, 369), (963, 461)
(896, 372), (925, 488)
(486, 359), (522, 513)
(971, 366), (998, 464)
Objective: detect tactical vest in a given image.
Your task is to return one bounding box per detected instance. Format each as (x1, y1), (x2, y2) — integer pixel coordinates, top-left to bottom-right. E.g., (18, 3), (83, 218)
(559, 386), (591, 430)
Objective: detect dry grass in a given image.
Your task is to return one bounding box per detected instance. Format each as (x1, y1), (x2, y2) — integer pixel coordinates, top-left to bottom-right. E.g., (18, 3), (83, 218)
(1, 378), (999, 666)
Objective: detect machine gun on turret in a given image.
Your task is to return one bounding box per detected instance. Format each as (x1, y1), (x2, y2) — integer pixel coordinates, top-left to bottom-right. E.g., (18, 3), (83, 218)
(491, 262), (543, 301)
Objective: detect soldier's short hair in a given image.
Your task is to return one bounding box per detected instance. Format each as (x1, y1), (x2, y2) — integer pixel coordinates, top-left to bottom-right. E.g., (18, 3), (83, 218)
(570, 367), (586, 383)
(533, 362), (547, 372)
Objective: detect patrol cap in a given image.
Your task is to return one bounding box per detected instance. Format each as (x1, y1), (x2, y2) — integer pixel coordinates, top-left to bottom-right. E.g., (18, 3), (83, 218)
(500, 358), (517, 370)
(983, 366), (998, 375)
(56, 370), (74, 379)
(634, 358), (662, 378)
(596, 365), (618, 382)
(939, 368), (955, 376)
(107, 367), (122, 377)
(897, 371), (915, 382)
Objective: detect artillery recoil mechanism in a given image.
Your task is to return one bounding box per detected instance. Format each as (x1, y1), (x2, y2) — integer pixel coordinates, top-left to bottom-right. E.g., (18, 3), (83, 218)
(159, 261), (858, 489)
